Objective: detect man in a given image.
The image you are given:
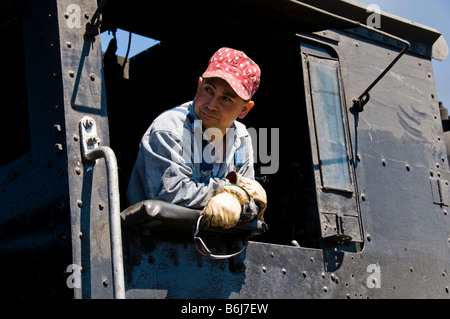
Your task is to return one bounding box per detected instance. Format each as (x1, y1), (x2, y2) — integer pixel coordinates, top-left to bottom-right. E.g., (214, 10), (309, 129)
(127, 47), (266, 229)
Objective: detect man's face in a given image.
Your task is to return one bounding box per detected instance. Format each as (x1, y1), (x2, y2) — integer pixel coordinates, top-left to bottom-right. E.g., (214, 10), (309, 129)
(194, 77), (254, 135)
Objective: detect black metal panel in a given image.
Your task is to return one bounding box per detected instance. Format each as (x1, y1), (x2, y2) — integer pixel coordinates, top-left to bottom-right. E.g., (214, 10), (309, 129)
(55, 0), (115, 298)
(0, 0), (72, 299)
(336, 28), (450, 297)
(100, 0), (354, 46)
(123, 229), (386, 299)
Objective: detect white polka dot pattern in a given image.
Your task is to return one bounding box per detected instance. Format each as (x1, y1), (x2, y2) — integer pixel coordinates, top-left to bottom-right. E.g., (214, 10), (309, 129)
(202, 47), (261, 100)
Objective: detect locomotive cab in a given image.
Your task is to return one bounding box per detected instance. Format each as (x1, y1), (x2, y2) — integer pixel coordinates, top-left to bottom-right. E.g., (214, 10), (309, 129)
(1, 0), (449, 299)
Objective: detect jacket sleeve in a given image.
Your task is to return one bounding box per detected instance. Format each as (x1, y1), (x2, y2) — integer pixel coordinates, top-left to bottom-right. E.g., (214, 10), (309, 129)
(130, 129), (228, 209)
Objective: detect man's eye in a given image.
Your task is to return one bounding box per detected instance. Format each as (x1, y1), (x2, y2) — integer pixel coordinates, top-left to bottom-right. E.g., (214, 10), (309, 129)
(205, 86), (213, 93)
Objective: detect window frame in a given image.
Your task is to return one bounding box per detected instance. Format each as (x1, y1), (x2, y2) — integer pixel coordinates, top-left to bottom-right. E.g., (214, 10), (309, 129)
(300, 39), (363, 247)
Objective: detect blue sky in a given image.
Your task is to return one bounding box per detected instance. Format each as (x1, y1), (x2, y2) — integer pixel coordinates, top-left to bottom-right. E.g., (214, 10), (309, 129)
(101, 30), (159, 59)
(101, 1), (450, 105)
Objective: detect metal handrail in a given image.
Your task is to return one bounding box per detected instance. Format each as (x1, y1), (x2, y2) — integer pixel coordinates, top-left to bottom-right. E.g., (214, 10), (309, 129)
(80, 116), (125, 299)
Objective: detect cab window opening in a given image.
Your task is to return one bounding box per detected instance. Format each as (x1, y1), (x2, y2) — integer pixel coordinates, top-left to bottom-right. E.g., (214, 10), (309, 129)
(103, 31), (326, 250)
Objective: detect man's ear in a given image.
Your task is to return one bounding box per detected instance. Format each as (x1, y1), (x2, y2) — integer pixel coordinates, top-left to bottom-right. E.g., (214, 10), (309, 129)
(195, 77), (204, 95)
(238, 101), (255, 119)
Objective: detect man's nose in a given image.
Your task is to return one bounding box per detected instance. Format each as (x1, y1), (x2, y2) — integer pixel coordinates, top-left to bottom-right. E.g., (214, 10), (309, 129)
(207, 94), (220, 110)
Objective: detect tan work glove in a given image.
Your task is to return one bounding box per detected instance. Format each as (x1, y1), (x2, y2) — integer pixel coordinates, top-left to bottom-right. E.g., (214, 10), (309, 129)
(227, 172), (267, 219)
(201, 185), (250, 229)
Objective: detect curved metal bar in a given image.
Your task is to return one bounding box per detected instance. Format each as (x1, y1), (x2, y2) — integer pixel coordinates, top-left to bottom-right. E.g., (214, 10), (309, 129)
(80, 116), (125, 299)
(290, 0), (410, 113)
(84, 146), (125, 299)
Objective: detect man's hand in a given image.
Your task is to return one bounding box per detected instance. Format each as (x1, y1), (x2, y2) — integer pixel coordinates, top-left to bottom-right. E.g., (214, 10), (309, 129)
(227, 172), (267, 219)
(201, 185), (249, 229)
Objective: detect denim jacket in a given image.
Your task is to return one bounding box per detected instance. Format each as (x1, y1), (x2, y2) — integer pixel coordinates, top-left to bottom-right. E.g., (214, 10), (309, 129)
(126, 100), (255, 209)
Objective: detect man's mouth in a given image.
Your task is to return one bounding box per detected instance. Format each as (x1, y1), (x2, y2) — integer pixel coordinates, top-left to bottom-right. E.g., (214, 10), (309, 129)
(201, 110), (216, 120)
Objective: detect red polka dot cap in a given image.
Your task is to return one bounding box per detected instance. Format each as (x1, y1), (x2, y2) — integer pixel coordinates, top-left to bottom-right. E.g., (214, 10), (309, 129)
(202, 47), (261, 101)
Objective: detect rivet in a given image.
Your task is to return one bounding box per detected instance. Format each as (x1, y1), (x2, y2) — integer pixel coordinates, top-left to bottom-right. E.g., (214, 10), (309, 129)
(54, 143), (63, 154)
(262, 266), (266, 273)
(323, 286), (328, 293)
(52, 124), (62, 135)
(69, 70), (75, 78)
(90, 73), (96, 81)
(77, 200), (83, 208)
(282, 268), (287, 275)
(331, 273), (337, 282)
(87, 136), (100, 146)
(83, 118), (94, 128)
